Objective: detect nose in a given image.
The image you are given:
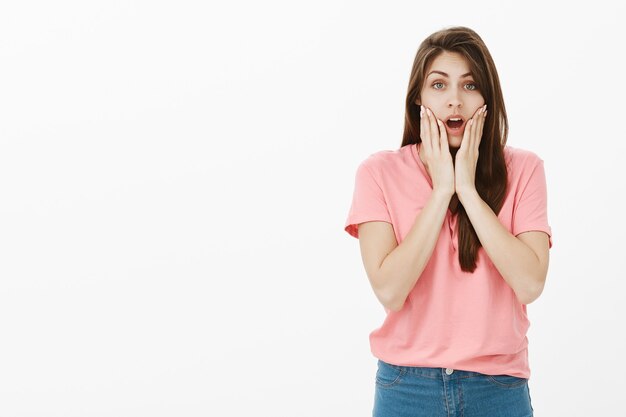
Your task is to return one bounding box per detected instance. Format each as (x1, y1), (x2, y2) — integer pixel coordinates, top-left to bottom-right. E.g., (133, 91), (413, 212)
(447, 88), (462, 109)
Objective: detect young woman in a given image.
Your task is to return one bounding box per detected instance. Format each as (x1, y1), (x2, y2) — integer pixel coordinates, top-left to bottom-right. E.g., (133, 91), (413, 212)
(344, 26), (552, 417)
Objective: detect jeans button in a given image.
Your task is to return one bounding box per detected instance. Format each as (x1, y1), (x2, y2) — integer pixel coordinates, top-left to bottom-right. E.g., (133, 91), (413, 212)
(445, 368), (454, 375)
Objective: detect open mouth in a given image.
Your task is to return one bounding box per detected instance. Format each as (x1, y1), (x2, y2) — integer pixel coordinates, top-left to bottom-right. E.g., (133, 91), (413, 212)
(446, 118), (464, 129)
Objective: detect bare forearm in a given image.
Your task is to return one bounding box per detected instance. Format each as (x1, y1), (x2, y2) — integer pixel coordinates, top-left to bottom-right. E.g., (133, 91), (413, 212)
(458, 189), (543, 304)
(377, 190), (452, 311)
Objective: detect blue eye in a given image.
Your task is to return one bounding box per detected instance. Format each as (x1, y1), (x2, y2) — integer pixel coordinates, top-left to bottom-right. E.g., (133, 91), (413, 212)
(465, 83), (477, 91)
(433, 82), (444, 89)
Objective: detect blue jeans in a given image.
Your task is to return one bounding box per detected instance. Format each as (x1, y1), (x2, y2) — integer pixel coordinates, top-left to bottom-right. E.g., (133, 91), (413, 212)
(373, 359), (534, 417)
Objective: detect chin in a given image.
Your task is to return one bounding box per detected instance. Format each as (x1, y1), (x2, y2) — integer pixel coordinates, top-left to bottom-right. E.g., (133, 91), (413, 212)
(449, 138), (462, 148)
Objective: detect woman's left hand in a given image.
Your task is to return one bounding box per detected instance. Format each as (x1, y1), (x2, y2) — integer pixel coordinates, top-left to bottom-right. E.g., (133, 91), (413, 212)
(455, 104), (487, 200)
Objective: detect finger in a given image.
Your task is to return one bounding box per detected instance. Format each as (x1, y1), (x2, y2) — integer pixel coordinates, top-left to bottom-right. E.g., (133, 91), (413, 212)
(471, 108), (481, 151)
(460, 117), (473, 153)
(436, 119), (450, 154)
(469, 105), (483, 152)
(426, 107), (440, 152)
(475, 105), (487, 153)
(420, 105), (432, 153)
(420, 105), (426, 146)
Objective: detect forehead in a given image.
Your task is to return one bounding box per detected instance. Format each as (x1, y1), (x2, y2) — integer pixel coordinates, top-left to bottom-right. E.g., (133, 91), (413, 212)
(426, 51), (472, 77)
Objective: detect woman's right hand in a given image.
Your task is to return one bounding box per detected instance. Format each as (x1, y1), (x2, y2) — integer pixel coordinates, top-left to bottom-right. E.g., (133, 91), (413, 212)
(419, 105), (455, 197)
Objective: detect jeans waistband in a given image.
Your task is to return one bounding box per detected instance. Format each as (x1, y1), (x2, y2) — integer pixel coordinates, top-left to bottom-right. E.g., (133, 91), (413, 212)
(378, 359), (492, 380)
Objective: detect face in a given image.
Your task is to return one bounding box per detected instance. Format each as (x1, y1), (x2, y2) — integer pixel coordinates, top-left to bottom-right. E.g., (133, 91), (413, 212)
(417, 51), (485, 148)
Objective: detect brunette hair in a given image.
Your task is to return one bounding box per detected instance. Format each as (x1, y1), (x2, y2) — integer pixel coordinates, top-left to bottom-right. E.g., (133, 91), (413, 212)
(401, 26), (508, 273)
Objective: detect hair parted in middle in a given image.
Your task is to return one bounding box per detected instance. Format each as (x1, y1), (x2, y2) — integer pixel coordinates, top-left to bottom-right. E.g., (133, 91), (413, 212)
(401, 26), (509, 273)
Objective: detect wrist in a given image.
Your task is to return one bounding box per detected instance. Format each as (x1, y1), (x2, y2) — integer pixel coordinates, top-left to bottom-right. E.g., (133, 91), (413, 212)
(432, 188), (454, 201)
(457, 187), (480, 204)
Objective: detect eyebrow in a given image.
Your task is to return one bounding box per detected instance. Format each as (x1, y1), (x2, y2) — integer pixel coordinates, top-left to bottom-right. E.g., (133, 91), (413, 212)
(427, 70), (473, 78)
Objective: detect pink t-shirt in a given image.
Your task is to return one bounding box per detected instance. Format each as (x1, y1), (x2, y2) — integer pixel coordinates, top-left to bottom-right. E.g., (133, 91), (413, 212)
(344, 142), (552, 379)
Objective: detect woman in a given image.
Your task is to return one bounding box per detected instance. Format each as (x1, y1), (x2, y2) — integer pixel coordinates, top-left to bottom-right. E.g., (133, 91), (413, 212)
(344, 26), (552, 416)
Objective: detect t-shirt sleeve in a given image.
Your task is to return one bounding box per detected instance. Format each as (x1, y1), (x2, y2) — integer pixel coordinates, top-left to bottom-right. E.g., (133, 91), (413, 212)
(344, 160), (392, 239)
(513, 157), (553, 248)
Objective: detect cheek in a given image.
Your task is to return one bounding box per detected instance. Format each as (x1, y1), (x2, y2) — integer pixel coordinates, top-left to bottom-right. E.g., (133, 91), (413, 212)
(419, 94), (439, 111)
(474, 96), (486, 108)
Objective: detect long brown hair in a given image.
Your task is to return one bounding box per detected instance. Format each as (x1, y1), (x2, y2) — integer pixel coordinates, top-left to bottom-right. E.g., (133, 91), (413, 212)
(401, 26), (508, 273)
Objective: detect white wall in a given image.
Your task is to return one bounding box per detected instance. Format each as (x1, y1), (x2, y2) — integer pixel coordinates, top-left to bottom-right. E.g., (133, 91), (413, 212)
(0, 0), (623, 415)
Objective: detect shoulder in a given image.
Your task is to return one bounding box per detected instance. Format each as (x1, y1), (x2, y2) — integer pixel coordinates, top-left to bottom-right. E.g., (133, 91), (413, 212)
(357, 145), (412, 175)
(503, 145), (545, 172)
(503, 146), (549, 197)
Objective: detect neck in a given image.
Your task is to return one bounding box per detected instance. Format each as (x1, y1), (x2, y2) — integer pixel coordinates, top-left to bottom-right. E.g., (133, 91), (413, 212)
(449, 146), (459, 162)
(417, 142), (460, 162)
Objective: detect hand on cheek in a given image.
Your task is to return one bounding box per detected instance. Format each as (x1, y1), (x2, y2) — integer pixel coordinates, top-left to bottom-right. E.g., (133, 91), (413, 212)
(419, 106), (455, 196)
(455, 104), (487, 199)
